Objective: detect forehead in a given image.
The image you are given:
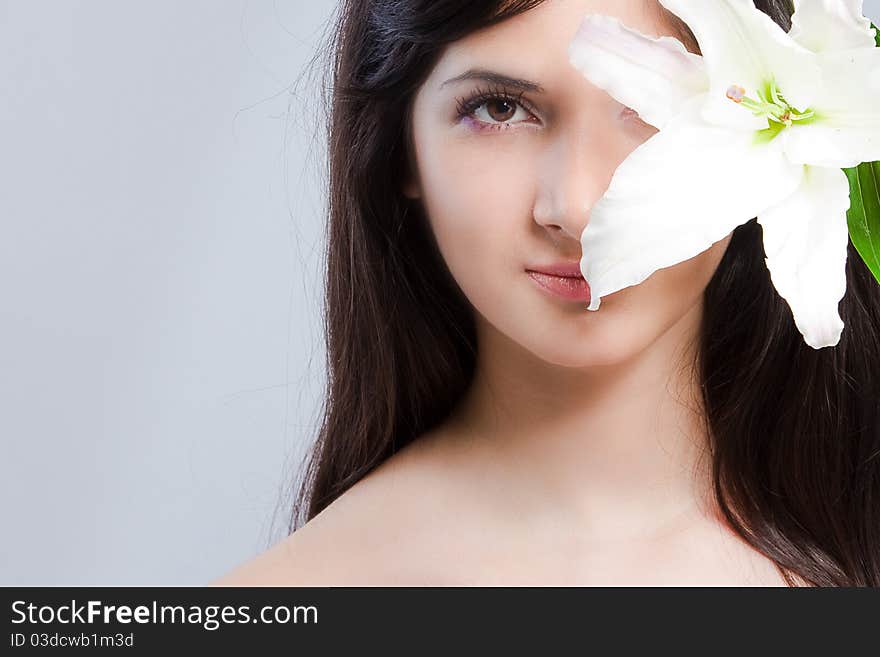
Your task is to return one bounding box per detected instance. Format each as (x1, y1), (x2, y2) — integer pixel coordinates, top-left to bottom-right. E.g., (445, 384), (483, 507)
(426, 0), (671, 92)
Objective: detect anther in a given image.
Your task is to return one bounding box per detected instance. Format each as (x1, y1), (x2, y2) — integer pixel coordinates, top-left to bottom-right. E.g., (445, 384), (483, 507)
(726, 85), (746, 103)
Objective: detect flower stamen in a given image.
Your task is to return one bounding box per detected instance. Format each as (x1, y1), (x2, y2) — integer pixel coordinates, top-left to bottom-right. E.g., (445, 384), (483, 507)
(726, 85), (746, 103)
(726, 80), (815, 128)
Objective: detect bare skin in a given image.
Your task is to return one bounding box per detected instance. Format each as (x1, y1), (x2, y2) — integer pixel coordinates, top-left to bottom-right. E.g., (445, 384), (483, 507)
(214, 0), (790, 586)
(213, 417), (786, 586)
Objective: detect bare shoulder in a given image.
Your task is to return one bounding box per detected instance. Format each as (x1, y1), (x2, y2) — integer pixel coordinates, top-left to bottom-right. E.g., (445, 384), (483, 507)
(210, 430), (468, 587)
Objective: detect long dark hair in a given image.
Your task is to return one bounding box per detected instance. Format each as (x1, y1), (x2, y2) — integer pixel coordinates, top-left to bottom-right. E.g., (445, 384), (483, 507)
(288, 0), (880, 587)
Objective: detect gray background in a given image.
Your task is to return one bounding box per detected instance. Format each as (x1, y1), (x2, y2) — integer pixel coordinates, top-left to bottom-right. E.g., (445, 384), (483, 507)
(2, 1), (879, 585)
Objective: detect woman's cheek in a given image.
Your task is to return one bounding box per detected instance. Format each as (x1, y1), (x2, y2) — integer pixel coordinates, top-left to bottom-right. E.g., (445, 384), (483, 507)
(428, 139), (533, 261)
(429, 199), (500, 305)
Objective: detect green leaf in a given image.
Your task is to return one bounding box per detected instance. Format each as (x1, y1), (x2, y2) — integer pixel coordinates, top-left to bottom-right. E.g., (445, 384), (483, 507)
(845, 161), (880, 286)
(843, 23), (880, 286)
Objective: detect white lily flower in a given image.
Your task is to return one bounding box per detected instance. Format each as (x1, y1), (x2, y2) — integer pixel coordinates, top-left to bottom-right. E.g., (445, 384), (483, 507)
(568, 0), (880, 349)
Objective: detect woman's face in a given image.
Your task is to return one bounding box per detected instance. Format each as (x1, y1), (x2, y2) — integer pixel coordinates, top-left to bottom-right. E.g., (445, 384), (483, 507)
(404, 0), (732, 367)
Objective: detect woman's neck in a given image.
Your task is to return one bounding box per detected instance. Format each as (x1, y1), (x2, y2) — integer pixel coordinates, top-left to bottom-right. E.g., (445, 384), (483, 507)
(447, 302), (719, 542)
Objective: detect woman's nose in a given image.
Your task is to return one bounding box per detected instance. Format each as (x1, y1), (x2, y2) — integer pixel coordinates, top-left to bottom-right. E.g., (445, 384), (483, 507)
(532, 132), (609, 244)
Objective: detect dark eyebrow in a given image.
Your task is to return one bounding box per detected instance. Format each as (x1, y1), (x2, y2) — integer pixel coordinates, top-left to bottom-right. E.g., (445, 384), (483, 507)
(439, 68), (545, 93)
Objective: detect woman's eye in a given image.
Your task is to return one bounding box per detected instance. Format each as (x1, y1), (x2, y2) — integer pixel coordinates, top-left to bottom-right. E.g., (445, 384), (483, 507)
(460, 95), (538, 132)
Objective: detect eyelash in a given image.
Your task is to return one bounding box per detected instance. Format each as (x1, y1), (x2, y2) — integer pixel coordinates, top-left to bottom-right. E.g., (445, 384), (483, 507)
(454, 84), (539, 132)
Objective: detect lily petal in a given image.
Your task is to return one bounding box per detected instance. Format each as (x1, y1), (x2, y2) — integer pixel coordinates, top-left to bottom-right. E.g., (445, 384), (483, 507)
(789, 0), (877, 52)
(582, 98), (804, 311)
(782, 47), (880, 168)
(658, 0), (820, 127)
(568, 14), (708, 130)
(756, 165), (850, 349)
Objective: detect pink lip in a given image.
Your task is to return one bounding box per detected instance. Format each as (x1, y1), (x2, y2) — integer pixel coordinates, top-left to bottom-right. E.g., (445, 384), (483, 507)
(526, 262), (591, 302)
(527, 262), (584, 278)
